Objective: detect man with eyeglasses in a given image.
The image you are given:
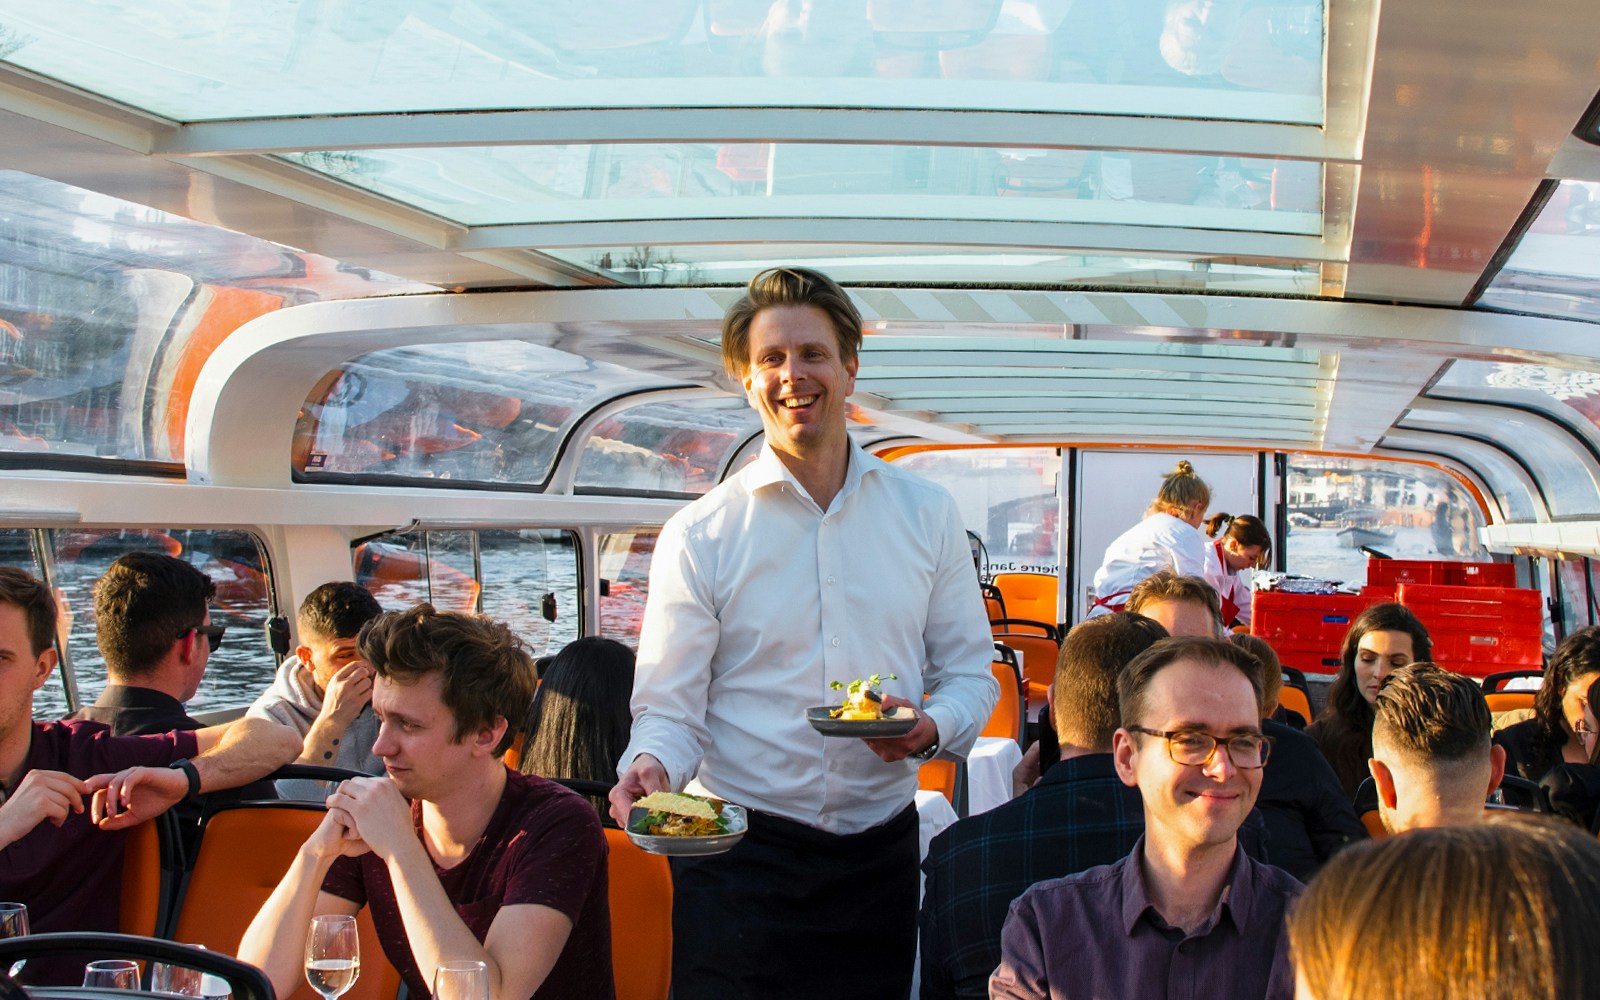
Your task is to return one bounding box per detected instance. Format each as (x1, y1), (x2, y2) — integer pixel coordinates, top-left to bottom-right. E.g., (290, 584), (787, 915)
(990, 636), (1303, 1000)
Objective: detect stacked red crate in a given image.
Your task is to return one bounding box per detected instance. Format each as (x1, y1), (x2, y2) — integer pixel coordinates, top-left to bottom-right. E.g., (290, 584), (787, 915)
(1397, 583), (1543, 678)
(1251, 592), (1377, 674)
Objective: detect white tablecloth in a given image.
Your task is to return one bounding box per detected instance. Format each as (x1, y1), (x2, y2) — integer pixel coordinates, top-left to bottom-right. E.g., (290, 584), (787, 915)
(965, 735), (1023, 817)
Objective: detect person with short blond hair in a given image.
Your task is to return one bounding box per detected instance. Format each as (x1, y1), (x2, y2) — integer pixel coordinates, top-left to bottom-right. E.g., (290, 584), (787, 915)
(1125, 569), (1222, 638)
(1289, 818), (1600, 1000)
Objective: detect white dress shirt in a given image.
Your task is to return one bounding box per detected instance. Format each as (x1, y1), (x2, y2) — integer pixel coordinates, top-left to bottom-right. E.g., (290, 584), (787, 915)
(1087, 512), (1209, 617)
(619, 441), (999, 835)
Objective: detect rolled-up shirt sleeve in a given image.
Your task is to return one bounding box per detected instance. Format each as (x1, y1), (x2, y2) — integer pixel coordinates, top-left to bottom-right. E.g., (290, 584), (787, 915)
(920, 497), (1001, 760)
(989, 895), (1050, 1000)
(618, 514), (718, 790)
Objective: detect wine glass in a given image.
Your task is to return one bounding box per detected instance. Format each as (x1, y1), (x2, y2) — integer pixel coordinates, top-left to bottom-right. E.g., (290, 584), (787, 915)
(0, 904), (27, 978)
(431, 961), (488, 1000)
(82, 960), (139, 990)
(304, 915), (360, 1000)
(151, 961), (204, 997)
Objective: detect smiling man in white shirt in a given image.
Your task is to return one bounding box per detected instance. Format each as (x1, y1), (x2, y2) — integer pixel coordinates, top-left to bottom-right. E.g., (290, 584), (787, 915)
(609, 266), (998, 1000)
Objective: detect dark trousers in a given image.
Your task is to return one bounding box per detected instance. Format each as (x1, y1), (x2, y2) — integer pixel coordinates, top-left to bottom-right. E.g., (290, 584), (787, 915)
(669, 803), (920, 1000)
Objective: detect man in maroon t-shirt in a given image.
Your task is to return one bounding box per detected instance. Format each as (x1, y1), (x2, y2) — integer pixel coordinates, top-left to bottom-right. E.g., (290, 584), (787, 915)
(241, 606), (613, 1000)
(0, 566), (300, 941)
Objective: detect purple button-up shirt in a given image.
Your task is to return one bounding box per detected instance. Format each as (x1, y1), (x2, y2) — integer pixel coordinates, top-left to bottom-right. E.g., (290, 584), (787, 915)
(989, 837), (1303, 1000)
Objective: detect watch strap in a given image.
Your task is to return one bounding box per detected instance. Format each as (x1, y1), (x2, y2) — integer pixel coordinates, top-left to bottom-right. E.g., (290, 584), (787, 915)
(168, 758), (202, 800)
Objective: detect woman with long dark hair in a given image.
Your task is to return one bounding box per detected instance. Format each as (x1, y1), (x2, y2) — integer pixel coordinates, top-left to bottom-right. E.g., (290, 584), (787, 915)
(1203, 512), (1272, 629)
(518, 635), (636, 810)
(1494, 626), (1600, 783)
(1306, 603), (1432, 796)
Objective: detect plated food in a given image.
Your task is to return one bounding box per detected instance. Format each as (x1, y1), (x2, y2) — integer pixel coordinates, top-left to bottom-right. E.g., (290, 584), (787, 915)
(807, 675), (918, 737)
(626, 791), (748, 856)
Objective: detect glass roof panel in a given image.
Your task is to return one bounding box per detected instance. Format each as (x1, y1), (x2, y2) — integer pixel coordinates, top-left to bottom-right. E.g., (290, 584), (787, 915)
(0, 169), (433, 466)
(0, 2), (1325, 123)
(293, 341), (679, 488)
(544, 244), (1324, 292)
(575, 397), (759, 495)
(282, 145), (1322, 234)
(1478, 181), (1600, 323)
(1399, 402), (1600, 518)
(1432, 359), (1600, 456)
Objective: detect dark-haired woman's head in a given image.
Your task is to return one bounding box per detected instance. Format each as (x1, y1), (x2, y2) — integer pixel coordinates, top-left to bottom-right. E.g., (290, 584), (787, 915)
(1311, 603), (1432, 795)
(518, 636), (636, 796)
(1530, 626), (1600, 769)
(1204, 513), (1273, 570)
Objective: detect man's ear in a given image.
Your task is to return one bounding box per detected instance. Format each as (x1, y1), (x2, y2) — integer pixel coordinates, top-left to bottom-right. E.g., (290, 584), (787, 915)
(30, 647), (57, 692)
(294, 645), (313, 666)
(1112, 729), (1138, 788)
(1370, 758), (1398, 810)
(1486, 744), (1507, 798)
(473, 716), (509, 757)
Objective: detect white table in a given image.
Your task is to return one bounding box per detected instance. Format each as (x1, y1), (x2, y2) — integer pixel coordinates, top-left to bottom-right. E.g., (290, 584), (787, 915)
(965, 735), (1023, 817)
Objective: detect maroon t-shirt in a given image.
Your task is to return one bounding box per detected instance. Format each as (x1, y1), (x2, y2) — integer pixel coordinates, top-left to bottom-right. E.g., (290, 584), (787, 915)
(1, 720), (197, 934)
(322, 769), (614, 1000)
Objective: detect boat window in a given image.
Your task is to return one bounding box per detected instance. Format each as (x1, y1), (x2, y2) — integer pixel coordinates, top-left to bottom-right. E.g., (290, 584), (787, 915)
(599, 530), (658, 648)
(1283, 455), (1489, 587)
(0, 170), (433, 469)
(1432, 360), (1600, 455)
(542, 244), (1326, 292)
(353, 529), (580, 659)
(35, 528), (275, 720)
(1555, 558), (1598, 634)
(296, 342), (678, 489)
(889, 448), (1063, 577)
(1398, 402), (1600, 519)
(281, 145), (1322, 235)
(0, 3), (1324, 124)
(576, 398), (760, 496)
(1477, 180), (1600, 323)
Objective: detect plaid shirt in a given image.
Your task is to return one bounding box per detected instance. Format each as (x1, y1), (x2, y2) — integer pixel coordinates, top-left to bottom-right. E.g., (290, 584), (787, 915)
(917, 753), (1144, 1000)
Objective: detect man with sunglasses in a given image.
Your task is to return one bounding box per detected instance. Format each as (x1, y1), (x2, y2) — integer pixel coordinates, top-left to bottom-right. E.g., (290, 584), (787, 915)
(991, 636), (1303, 1000)
(73, 552), (228, 736)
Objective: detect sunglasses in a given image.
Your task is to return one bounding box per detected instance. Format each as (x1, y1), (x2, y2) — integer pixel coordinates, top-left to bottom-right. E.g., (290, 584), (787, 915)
(180, 623), (227, 653)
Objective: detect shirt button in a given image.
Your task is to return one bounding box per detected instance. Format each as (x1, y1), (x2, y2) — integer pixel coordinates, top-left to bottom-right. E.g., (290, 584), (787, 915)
(831, 637), (841, 647)
(1178, 944), (1190, 955)
(827, 575), (837, 585)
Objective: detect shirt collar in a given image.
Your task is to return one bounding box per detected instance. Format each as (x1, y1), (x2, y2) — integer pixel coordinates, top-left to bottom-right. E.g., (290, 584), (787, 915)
(93, 684), (186, 712)
(1039, 751), (1119, 786)
(749, 440), (869, 510)
(1121, 836), (1251, 936)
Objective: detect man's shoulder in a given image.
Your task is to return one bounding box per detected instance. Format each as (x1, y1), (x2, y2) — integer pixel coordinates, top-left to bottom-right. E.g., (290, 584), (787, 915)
(663, 465), (763, 535)
(1241, 850), (1307, 901)
(1013, 854), (1129, 912)
(28, 719), (187, 775)
(1261, 718), (1319, 753)
(500, 770), (605, 834)
(929, 772), (1124, 863)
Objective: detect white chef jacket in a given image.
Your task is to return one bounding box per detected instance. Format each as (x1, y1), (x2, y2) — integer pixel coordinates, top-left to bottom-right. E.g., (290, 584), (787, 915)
(1204, 539), (1256, 626)
(1087, 512), (1209, 618)
(619, 442), (999, 835)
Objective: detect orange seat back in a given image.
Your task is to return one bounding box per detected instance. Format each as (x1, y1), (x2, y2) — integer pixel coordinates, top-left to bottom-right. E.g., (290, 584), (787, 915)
(503, 730), (526, 771)
(983, 657), (1024, 743)
(1278, 686), (1313, 725)
(603, 829), (672, 1000)
(174, 806), (399, 1000)
(118, 818), (169, 937)
(918, 759), (959, 806)
(993, 633), (1059, 709)
(1485, 691), (1535, 713)
(992, 573), (1057, 625)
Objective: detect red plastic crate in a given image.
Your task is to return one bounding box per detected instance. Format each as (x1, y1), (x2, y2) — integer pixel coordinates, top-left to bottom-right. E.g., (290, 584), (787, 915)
(1443, 562), (1516, 587)
(1397, 583), (1542, 613)
(1262, 637), (1345, 675)
(1360, 585), (1397, 603)
(1252, 592), (1374, 643)
(1430, 630), (1543, 676)
(1366, 560), (1446, 587)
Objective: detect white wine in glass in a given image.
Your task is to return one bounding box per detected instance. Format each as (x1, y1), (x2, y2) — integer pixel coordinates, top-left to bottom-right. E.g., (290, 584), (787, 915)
(304, 915), (360, 1000)
(431, 960), (488, 1000)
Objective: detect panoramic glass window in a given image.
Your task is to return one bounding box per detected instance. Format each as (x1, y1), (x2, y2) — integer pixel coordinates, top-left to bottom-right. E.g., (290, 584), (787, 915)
(353, 529), (580, 658)
(890, 448), (1063, 576)
(1433, 360), (1600, 447)
(295, 341), (678, 488)
(544, 244), (1326, 292)
(0, 170), (432, 467)
(599, 529), (658, 647)
(0, 2), (1325, 123)
(1556, 558), (1596, 635)
(575, 398), (760, 496)
(40, 528), (275, 719)
(1283, 455), (1488, 586)
(283, 145), (1322, 234)
(1478, 180), (1600, 323)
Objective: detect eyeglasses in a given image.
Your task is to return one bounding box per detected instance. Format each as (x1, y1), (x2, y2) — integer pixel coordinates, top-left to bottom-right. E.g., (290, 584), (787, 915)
(180, 624), (227, 653)
(1126, 726), (1273, 769)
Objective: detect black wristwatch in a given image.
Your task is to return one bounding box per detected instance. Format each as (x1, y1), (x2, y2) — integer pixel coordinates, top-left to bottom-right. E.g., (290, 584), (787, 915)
(168, 758), (202, 801)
